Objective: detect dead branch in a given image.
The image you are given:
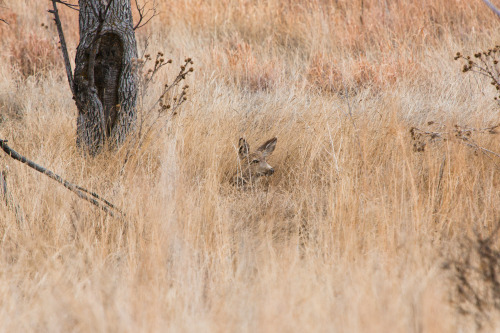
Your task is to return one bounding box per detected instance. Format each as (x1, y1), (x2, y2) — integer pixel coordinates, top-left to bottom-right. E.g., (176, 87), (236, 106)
(482, 0), (500, 19)
(133, 0), (158, 30)
(49, 0), (75, 96)
(0, 139), (124, 218)
(52, 0), (79, 11)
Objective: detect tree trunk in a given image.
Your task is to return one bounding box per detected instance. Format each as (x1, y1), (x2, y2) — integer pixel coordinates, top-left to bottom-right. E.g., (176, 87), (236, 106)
(74, 0), (138, 154)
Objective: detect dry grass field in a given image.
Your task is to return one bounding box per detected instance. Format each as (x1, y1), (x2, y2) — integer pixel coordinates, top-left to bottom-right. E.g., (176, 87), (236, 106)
(1, 0), (500, 331)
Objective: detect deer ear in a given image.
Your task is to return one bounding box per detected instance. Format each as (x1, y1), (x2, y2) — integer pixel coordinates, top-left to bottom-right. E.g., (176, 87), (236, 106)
(257, 137), (277, 157)
(238, 138), (250, 159)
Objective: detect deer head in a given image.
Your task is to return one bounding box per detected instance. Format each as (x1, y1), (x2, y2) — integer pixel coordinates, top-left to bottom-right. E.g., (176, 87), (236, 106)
(234, 137), (277, 186)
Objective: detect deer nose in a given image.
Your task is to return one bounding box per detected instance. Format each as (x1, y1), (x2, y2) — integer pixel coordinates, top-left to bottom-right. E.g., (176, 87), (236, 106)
(268, 168), (274, 175)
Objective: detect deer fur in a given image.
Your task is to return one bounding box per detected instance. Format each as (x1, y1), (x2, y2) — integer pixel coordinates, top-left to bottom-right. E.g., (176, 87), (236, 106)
(233, 137), (277, 186)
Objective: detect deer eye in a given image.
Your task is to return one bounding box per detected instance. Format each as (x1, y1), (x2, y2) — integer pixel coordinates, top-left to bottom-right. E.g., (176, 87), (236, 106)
(251, 159), (260, 164)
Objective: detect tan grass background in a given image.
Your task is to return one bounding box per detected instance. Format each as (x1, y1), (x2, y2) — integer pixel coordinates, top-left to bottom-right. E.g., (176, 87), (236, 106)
(0, 0), (500, 331)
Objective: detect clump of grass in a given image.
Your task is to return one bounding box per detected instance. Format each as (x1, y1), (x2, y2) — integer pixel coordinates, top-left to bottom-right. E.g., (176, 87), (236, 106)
(224, 41), (277, 92)
(10, 27), (61, 78)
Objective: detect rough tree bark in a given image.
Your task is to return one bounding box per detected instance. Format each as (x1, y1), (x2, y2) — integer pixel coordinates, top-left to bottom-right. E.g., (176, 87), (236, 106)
(74, 0), (138, 154)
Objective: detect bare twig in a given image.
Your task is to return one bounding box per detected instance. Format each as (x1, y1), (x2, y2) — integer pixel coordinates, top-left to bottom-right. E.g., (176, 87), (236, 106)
(52, 0), (79, 11)
(457, 134), (500, 168)
(133, 0), (158, 30)
(482, 0), (500, 19)
(137, 34), (151, 59)
(49, 0), (75, 96)
(0, 139), (124, 218)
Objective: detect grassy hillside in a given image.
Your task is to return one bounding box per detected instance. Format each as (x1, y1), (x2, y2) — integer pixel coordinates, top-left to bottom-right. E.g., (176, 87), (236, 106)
(0, 0), (499, 331)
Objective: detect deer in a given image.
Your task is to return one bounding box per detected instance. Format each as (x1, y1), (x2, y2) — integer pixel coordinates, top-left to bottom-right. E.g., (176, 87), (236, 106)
(233, 137), (277, 186)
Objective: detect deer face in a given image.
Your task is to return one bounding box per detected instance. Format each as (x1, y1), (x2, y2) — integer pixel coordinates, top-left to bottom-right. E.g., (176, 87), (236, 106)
(234, 137), (277, 185)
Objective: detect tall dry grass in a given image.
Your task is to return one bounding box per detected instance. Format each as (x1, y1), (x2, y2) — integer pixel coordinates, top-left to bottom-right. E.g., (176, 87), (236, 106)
(0, 0), (500, 331)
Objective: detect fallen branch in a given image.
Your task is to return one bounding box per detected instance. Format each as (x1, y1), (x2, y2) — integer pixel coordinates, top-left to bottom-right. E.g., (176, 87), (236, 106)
(0, 139), (124, 218)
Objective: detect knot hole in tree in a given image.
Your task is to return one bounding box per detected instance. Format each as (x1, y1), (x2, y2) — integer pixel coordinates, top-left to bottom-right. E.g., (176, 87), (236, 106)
(94, 33), (123, 137)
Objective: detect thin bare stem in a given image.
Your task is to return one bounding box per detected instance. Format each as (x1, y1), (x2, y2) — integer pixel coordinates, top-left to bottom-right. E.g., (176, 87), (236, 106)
(52, 0), (79, 11)
(411, 124), (500, 169)
(133, 0), (158, 30)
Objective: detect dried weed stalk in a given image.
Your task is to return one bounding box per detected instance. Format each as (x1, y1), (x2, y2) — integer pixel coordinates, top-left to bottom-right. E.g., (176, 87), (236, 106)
(455, 46), (500, 106)
(0, 168), (25, 226)
(123, 51), (194, 167)
(444, 222), (500, 330)
(10, 28), (61, 78)
(410, 47), (500, 166)
(410, 122), (500, 163)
